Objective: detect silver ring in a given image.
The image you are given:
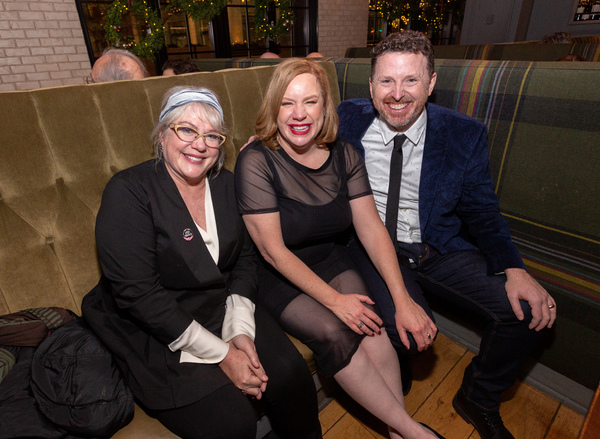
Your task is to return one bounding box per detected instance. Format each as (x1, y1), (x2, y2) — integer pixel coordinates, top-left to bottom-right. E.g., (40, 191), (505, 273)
(548, 304), (555, 309)
(357, 322), (365, 329)
(427, 333), (432, 340)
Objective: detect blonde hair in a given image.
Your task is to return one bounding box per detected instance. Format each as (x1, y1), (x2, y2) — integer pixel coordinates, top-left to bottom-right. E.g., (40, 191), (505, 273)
(151, 86), (227, 176)
(255, 58), (338, 150)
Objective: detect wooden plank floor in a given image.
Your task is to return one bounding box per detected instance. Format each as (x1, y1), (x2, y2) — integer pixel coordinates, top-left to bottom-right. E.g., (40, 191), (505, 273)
(319, 334), (585, 439)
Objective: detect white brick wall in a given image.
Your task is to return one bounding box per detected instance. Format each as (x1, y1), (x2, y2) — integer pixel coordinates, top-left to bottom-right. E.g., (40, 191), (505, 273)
(318, 0), (369, 58)
(0, 0), (91, 91)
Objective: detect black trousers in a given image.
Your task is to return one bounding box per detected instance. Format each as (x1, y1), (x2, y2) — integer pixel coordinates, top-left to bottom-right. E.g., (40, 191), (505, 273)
(146, 306), (322, 439)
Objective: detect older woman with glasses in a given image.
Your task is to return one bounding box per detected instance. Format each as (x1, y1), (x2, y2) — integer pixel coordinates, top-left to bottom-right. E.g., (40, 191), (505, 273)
(82, 86), (322, 439)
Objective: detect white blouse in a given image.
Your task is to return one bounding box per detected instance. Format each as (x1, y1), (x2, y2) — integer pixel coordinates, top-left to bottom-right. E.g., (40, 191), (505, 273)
(168, 181), (256, 364)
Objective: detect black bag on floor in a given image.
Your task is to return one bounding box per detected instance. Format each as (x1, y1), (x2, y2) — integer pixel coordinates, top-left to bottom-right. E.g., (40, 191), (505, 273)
(0, 347), (75, 439)
(30, 318), (134, 438)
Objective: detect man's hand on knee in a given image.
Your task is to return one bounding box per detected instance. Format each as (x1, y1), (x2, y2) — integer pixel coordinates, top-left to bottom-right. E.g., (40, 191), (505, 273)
(394, 299), (437, 352)
(505, 268), (557, 331)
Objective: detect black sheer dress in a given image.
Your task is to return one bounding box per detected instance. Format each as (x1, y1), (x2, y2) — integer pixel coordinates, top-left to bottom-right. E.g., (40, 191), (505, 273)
(235, 139), (377, 377)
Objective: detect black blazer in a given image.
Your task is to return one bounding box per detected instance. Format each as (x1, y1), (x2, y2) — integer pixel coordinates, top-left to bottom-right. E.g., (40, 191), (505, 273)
(82, 160), (257, 410)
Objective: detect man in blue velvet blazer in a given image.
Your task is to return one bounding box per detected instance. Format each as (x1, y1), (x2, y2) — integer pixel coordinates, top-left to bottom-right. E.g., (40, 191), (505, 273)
(338, 31), (556, 439)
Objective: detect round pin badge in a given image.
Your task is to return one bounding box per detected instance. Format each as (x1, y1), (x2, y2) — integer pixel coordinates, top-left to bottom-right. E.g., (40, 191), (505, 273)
(183, 228), (194, 241)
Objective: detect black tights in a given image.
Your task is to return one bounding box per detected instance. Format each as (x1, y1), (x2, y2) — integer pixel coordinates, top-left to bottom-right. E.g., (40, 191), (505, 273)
(147, 306), (322, 439)
(279, 269), (372, 377)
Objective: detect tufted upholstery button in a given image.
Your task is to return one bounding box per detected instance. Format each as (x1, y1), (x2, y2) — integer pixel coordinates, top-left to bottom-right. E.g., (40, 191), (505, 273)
(56, 177), (64, 185)
(110, 166), (118, 174)
(45, 236), (54, 245)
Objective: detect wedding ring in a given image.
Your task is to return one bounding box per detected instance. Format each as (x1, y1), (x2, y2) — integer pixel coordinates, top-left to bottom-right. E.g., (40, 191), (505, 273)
(427, 333), (432, 340)
(548, 304), (555, 309)
(357, 322), (365, 329)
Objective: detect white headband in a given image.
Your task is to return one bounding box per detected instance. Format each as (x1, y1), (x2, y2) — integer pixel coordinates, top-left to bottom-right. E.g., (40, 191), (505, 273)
(159, 89), (223, 122)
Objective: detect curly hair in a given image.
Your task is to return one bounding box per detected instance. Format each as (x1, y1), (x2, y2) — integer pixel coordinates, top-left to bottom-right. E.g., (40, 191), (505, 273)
(371, 31), (435, 79)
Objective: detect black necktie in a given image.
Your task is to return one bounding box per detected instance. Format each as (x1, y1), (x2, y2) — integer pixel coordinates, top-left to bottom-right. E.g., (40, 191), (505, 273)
(385, 134), (406, 245)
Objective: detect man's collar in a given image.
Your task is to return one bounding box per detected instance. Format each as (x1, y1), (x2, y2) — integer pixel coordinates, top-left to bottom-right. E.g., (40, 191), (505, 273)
(376, 109), (428, 146)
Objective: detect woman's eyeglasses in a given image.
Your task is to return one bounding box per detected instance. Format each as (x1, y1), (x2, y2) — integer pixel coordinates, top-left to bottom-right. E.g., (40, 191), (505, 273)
(169, 124), (226, 148)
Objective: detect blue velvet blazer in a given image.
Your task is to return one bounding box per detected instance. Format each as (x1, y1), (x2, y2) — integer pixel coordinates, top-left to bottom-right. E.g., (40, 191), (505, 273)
(337, 99), (525, 274)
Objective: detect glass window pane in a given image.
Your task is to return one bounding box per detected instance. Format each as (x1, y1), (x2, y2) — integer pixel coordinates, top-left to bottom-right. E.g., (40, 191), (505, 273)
(278, 47), (292, 57)
(81, 3), (110, 58)
(161, 6), (213, 58)
(229, 5), (267, 57)
(228, 6), (248, 49)
(278, 30), (291, 47)
(188, 17), (212, 53)
(368, 9), (385, 46)
(163, 11), (189, 50)
(290, 6), (309, 56)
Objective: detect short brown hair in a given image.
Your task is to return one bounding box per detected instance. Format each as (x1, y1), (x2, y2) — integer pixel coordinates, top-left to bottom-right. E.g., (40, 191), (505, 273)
(255, 58), (338, 150)
(161, 58), (201, 75)
(541, 32), (572, 44)
(371, 31), (435, 79)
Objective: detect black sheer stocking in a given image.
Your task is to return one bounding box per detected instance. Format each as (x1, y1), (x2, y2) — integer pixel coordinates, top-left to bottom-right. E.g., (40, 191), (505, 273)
(279, 269), (374, 377)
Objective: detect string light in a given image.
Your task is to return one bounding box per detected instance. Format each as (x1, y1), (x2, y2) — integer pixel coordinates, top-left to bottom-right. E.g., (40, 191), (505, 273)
(370, 0), (458, 35)
(165, 0), (227, 22)
(255, 0), (294, 41)
(104, 0), (164, 58)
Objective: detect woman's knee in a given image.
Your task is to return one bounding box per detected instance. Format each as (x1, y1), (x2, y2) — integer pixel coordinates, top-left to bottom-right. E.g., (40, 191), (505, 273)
(200, 396), (257, 439)
(213, 410), (257, 439)
(154, 386), (257, 439)
(264, 351), (314, 404)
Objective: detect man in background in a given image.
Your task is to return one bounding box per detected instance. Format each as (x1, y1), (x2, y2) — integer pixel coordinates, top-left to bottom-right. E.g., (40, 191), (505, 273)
(87, 48), (148, 83)
(161, 58), (200, 76)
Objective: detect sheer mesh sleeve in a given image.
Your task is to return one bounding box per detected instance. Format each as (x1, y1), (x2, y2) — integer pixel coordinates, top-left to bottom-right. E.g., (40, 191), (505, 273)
(342, 140), (373, 200)
(235, 143), (279, 214)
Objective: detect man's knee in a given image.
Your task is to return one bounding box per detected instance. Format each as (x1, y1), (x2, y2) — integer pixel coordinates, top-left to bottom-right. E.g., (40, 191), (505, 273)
(385, 326), (419, 355)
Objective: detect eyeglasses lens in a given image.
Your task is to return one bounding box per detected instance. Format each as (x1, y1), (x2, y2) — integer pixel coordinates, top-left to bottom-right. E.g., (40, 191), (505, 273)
(174, 126), (223, 148)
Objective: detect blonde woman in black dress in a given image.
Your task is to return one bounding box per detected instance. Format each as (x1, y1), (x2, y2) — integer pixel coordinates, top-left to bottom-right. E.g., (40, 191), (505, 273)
(236, 59), (444, 439)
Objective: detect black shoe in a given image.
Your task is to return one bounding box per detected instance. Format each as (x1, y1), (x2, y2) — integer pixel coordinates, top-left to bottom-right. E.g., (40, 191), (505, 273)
(452, 389), (515, 439)
(419, 422), (446, 438)
(398, 353), (413, 396)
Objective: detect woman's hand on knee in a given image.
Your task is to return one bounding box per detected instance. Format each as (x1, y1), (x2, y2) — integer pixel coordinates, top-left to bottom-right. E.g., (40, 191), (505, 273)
(330, 293), (383, 336)
(219, 342), (268, 399)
